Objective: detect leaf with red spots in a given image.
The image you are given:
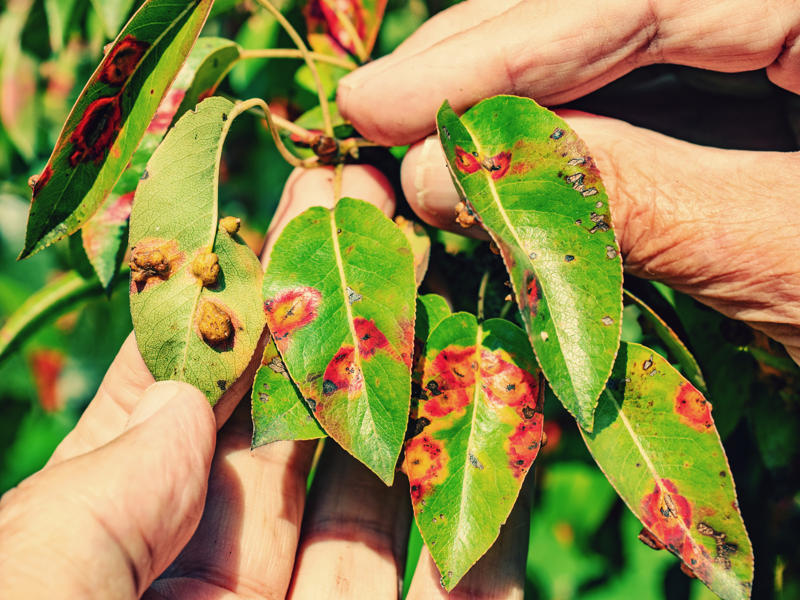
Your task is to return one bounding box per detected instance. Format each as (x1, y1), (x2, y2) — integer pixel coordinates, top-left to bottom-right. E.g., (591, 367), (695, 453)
(582, 342), (753, 599)
(79, 38), (244, 290)
(251, 338), (326, 447)
(437, 97), (623, 432)
(407, 312), (544, 590)
(20, 0), (214, 259)
(263, 197), (416, 484)
(624, 289), (707, 394)
(304, 0), (386, 63)
(129, 98), (266, 404)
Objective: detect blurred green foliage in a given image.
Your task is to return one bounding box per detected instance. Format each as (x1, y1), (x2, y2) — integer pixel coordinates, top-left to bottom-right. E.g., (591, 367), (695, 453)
(1, 1), (799, 598)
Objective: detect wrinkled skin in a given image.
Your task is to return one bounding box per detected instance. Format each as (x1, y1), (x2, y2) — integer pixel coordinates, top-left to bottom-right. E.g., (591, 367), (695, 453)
(2, 0), (800, 598)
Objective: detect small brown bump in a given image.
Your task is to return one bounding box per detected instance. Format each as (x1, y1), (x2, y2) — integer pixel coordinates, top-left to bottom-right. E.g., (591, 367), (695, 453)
(192, 250), (220, 287)
(130, 245), (170, 285)
(219, 216), (240, 234)
(489, 241), (500, 255)
(454, 201), (476, 228)
(198, 300), (232, 346)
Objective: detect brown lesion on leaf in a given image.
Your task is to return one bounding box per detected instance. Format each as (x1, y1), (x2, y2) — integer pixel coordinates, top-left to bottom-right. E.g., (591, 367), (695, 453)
(405, 434), (448, 507)
(191, 249), (220, 287)
(69, 95), (122, 166)
(675, 382), (714, 432)
(99, 35), (150, 86)
(197, 300), (233, 348)
(697, 521), (738, 569)
(129, 238), (184, 293)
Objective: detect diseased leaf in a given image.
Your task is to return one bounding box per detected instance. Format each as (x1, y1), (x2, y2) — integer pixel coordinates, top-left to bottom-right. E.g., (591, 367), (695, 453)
(21, 0), (214, 259)
(437, 96), (623, 432)
(395, 215), (430, 288)
(305, 0), (387, 62)
(624, 289), (707, 394)
(263, 197), (416, 484)
(251, 338), (326, 448)
(582, 342), (753, 600)
(129, 97), (266, 405)
(82, 37), (241, 289)
(407, 312), (544, 590)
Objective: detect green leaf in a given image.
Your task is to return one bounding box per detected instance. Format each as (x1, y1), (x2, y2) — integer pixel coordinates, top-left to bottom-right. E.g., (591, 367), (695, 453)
(305, 0), (387, 62)
(263, 197), (416, 484)
(90, 0), (137, 39)
(582, 342), (754, 600)
(44, 0), (78, 51)
(0, 46), (38, 160)
(436, 96), (623, 432)
(21, 0), (214, 259)
(407, 312), (544, 590)
(395, 216), (430, 288)
(0, 269), (128, 365)
(81, 37), (241, 289)
(129, 97), (266, 405)
(251, 338), (326, 448)
(624, 289), (707, 394)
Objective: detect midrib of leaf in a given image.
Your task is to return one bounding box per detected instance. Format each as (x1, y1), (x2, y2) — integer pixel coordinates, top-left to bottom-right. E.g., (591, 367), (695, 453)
(458, 120), (580, 403)
(452, 321), (485, 554)
(35, 0), (200, 249)
(327, 204), (376, 433)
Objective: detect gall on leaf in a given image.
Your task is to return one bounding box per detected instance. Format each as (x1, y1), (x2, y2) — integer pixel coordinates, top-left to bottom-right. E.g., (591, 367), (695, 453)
(99, 35), (150, 86)
(129, 238), (184, 293)
(191, 249), (220, 287)
(197, 300), (233, 348)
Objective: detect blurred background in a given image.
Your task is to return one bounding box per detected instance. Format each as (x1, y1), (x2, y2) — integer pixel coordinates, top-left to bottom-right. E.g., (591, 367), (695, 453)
(0, 0), (798, 598)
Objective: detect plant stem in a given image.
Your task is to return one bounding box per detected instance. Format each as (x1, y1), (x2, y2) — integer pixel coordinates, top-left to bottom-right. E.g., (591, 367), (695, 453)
(254, 0), (334, 137)
(239, 48), (355, 71)
(333, 163), (344, 201)
(477, 270), (490, 322)
(235, 97), (318, 168)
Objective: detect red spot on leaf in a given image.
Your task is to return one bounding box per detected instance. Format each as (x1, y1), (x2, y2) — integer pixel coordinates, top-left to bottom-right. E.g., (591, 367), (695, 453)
(399, 318), (414, 368)
(69, 95), (122, 166)
(305, 0), (367, 56)
(505, 372), (544, 477)
(322, 345), (364, 400)
(354, 317), (389, 358)
(483, 151), (512, 180)
(32, 165), (53, 196)
(30, 349), (65, 412)
(675, 382), (714, 432)
(424, 346), (476, 417)
(524, 271), (540, 317)
(146, 88), (186, 134)
(480, 349), (539, 408)
(265, 287), (322, 343)
(99, 35), (149, 86)
(405, 434), (447, 505)
(454, 146), (480, 174)
(83, 192), (134, 260)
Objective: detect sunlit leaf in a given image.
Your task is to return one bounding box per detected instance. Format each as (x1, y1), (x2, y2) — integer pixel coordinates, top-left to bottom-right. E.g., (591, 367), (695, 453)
(81, 37), (241, 289)
(437, 96), (623, 432)
(21, 0), (214, 259)
(263, 197), (416, 484)
(582, 341), (753, 600)
(304, 0), (387, 62)
(129, 97), (266, 405)
(251, 338), (326, 447)
(624, 289), (707, 394)
(395, 216), (430, 288)
(407, 312), (544, 590)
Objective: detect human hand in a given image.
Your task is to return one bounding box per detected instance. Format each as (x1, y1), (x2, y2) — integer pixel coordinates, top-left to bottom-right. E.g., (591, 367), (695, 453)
(0, 166), (530, 599)
(337, 0), (800, 364)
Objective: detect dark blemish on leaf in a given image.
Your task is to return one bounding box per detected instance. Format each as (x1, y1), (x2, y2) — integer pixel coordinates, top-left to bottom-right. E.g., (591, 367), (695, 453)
(337, 228), (342, 234)
(258, 391), (269, 403)
(424, 347), (475, 417)
(550, 128), (564, 140)
(265, 287), (322, 341)
(468, 453), (484, 469)
(354, 317), (389, 358)
(30, 165), (53, 196)
(522, 405), (536, 419)
(564, 254), (575, 262)
(406, 416), (431, 439)
(222, 113), (228, 121)
(529, 251), (537, 260)
(69, 95), (122, 166)
(426, 380), (442, 396)
(601, 316), (614, 326)
(217, 379), (227, 391)
(719, 471), (726, 477)
(481, 151), (512, 180)
(99, 35), (149, 86)
(566, 172), (585, 192)
(595, 201), (604, 208)
(140, 169), (148, 180)
(639, 527), (666, 551)
(454, 146), (480, 174)
(322, 379), (338, 395)
(197, 300), (233, 347)
(675, 382), (714, 431)
(442, 125), (450, 139)
(643, 357), (654, 371)
(606, 245), (617, 259)
(524, 272), (540, 317)
(346, 286), (362, 305)
(267, 356), (289, 379)
(567, 157), (586, 166)
(636, 463), (641, 467)
(582, 188), (598, 197)
(575, 219), (582, 225)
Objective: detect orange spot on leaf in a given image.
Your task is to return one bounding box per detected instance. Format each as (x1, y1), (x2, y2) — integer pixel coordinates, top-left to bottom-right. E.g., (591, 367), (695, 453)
(405, 434), (447, 505)
(454, 146), (480, 174)
(675, 382), (714, 432)
(322, 345), (364, 401)
(30, 349), (65, 412)
(424, 346), (476, 417)
(265, 287), (322, 343)
(483, 151), (512, 180)
(354, 317), (389, 358)
(480, 348), (539, 408)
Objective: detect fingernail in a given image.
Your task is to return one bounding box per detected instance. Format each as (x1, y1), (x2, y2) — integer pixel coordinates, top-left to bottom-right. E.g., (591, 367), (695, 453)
(414, 136), (442, 211)
(125, 381), (183, 429)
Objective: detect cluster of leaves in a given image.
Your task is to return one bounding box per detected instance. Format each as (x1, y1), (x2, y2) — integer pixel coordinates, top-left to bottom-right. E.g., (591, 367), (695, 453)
(2, 0), (800, 599)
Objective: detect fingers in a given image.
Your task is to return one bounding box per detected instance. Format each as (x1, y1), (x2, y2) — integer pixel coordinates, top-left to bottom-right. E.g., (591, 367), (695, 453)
(400, 113), (800, 360)
(339, 0), (800, 146)
(288, 444), (412, 600)
(149, 403), (318, 598)
(0, 381), (216, 598)
(406, 487), (530, 600)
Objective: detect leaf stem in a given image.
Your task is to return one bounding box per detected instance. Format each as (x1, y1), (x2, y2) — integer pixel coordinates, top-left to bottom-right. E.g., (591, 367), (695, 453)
(329, 7), (368, 62)
(254, 0), (334, 137)
(239, 48), (356, 71)
(237, 97), (319, 168)
(477, 270), (490, 322)
(333, 163), (344, 201)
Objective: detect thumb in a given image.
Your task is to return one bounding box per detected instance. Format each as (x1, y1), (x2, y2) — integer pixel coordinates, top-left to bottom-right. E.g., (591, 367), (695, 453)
(401, 112), (800, 361)
(0, 381), (216, 599)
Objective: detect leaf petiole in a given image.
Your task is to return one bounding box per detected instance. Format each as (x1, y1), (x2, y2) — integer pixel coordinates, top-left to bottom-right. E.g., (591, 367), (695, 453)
(238, 47), (356, 71)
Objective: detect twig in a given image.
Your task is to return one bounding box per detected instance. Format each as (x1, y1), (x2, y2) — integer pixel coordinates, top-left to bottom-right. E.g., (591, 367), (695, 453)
(239, 48), (355, 71)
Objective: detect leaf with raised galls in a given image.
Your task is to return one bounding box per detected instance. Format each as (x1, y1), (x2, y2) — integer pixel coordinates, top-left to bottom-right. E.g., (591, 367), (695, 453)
(263, 197), (416, 484)
(436, 96), (623, 432)
(129, 97), (265, 405)
(407, 312), (544, 590)
(21, 0), (214, 259)
(582, 341), (753, 600)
